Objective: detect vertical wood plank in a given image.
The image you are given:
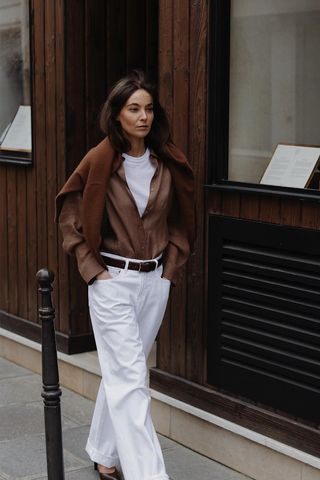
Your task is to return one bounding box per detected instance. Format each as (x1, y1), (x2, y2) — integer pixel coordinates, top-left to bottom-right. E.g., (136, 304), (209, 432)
(26, 0), (42, 324)
(300, 202), (320, 229)
(222, 192), (241, 217)
(157, 0), (174, 372)
(145, 0), (159, 81)
(65, 0), (86, 174)
(7, 168), (18, 313)
(259, 196), (281, 223)
(186, 0), (208, 383)
(158, 0), (173, 124)
(34, 0), (48, 291)
(65, 0), (90, 335)
(17, 168), (28, 319)
(172, 0), (189, 153)
(126, 0), (146, 71)
(169, 0), (190, 377)
(0, 166), (8, 312)
(240, 195), (260, 220)
(56, 0), (70, 334)
(207, 190), (222, 215)
(85, 0), (107, 150)
(280, 198), (302, 227)
(45, 0), (59, 326)
(26, 165), (38, 323)
(106, 0), (127, 87)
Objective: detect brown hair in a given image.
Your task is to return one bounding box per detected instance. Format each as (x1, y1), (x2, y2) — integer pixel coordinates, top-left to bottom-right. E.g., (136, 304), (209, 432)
(100, 70), (172, 155)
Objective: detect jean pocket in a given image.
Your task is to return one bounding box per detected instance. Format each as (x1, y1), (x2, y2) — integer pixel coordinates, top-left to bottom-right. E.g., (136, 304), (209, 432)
(94, 266), (124, 283)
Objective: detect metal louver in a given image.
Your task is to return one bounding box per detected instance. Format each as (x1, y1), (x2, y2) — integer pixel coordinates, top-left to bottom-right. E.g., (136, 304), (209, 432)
(207, 216), (320, 423)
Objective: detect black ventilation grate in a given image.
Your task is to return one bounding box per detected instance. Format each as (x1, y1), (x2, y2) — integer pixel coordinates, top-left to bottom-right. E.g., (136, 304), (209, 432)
(207, 216), (320, 422)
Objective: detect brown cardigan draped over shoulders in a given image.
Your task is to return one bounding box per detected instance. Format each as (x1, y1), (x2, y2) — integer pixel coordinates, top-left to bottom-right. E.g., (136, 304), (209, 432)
(55, 137), (196, 273)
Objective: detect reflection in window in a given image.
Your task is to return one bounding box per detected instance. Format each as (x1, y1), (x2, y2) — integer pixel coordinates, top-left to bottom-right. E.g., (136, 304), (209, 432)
(0, 0), (30, 139)
(228, 0), (320, 186)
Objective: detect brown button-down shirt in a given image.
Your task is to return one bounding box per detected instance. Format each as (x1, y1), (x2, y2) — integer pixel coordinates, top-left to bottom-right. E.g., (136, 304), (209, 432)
(59, 153), (190, 284)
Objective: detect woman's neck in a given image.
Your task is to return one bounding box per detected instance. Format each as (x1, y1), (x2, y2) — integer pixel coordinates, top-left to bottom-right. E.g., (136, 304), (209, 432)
(127, 139), (146, 157)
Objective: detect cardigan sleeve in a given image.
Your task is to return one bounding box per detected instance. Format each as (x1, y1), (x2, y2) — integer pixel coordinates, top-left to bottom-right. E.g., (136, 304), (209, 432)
(162, 191), (190, 284)
(58, 192), (105, 284)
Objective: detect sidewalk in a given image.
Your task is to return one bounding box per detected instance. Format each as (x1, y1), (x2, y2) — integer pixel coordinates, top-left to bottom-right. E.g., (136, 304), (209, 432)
(0, 356), (251, 480)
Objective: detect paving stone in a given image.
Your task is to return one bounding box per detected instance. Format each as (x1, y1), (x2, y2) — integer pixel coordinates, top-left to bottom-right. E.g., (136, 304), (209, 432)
(64, 466), (98, 479)
(0, 357), (33, 380)
(0, 402), (77, 441)
(160, 436), (249, 480)
(32, 470), (97, 480)
(0, 375), (42, 406)
(63, 425), (92, 463)
(61, 387), (94, 426)
(0, 434), (86, 479)
(0, 357), (252, 480)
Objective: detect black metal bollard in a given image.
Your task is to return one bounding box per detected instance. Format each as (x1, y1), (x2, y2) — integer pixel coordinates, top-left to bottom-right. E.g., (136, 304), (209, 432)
(37, 269), (65, 480)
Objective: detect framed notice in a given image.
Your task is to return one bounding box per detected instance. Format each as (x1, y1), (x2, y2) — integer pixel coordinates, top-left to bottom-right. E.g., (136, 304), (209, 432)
(260, 144), (320, 189)
(0, 106), (32, 166)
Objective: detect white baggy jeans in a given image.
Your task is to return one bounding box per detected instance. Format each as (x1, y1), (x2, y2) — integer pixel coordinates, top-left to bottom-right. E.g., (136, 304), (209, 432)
(86, 262), (171, 480)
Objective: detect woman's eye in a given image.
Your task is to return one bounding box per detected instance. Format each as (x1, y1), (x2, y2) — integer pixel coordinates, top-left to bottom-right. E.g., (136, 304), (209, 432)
(129, 108), (138, 112)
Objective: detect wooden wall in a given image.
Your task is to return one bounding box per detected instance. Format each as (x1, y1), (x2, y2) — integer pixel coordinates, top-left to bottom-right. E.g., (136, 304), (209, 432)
(156, 0), (208, 384)
(0, 0), (158, 353)
(0, 0), (67, 346)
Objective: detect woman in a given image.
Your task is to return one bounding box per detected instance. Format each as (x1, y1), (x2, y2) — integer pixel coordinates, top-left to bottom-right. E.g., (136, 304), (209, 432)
(56, 70), (195, 480)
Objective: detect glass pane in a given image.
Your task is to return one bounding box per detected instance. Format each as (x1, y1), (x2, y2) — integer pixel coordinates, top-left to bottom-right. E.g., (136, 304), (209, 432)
(0, 0), (30, 141)
(228, 0), (320, 186)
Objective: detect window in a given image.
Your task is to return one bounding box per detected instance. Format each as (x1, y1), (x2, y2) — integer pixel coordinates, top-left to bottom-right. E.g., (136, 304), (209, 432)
(209, 0), (320, 193)
(0, 0), (31, 165)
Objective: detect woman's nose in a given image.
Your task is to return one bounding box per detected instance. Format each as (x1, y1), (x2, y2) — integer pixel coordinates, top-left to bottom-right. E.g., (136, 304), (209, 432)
(140, 110), (147, 120)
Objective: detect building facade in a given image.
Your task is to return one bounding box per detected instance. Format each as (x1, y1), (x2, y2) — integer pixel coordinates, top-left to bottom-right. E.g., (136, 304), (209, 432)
(0, 1), (320, 478)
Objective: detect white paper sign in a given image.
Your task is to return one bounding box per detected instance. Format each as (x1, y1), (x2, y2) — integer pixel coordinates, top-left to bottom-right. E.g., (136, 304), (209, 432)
(260, 144), (320, 188)
(0, 105), (32, 152)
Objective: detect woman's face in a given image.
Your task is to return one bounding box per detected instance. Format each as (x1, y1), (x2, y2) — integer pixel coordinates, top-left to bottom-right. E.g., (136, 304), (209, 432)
(117, 89), (154, 142)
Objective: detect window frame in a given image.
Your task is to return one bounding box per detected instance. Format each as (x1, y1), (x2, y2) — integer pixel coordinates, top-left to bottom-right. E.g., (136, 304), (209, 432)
(0, 0), (33, 167)
(206, 0), (320, 202)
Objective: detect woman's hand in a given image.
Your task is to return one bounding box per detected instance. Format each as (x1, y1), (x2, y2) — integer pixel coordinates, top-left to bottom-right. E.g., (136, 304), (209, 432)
(96, 270), (112, 281)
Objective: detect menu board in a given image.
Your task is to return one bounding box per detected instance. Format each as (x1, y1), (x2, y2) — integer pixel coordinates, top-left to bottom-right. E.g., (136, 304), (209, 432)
(0, 106), (32, 153)
(260, 144), (320, 188)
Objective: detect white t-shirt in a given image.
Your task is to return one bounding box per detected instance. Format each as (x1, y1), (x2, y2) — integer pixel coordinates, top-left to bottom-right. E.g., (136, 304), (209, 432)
(122, 148), (156, 217)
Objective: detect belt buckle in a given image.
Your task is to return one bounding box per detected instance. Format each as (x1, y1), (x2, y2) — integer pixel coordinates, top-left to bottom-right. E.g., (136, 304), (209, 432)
(140, 261), (152, 272)
(138, 260), (157, 272)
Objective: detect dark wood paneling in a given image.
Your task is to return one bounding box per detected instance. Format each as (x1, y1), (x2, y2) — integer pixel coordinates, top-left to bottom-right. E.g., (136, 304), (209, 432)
(7, 168), (18, 313)
(85, 0), (107, 150)
(17, 168), (28, 319)
(106, 1), (127, 87)
(126, 1), (146, 71)
(45, 0), (59, 326)
(259, 196), (281, 223)
(0, 310), (95, 354)
(157, 0), (174, 373)
(56, 0), (69, 334)
(280, 199), (302, 226)
(0, 167), (8, 312)
(240, 195), (260, 220)
(1, 0), (159, 350)
(171, 5), (190, 382)
(186, 0), (208, 384)
(221, 191), (240, 217)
